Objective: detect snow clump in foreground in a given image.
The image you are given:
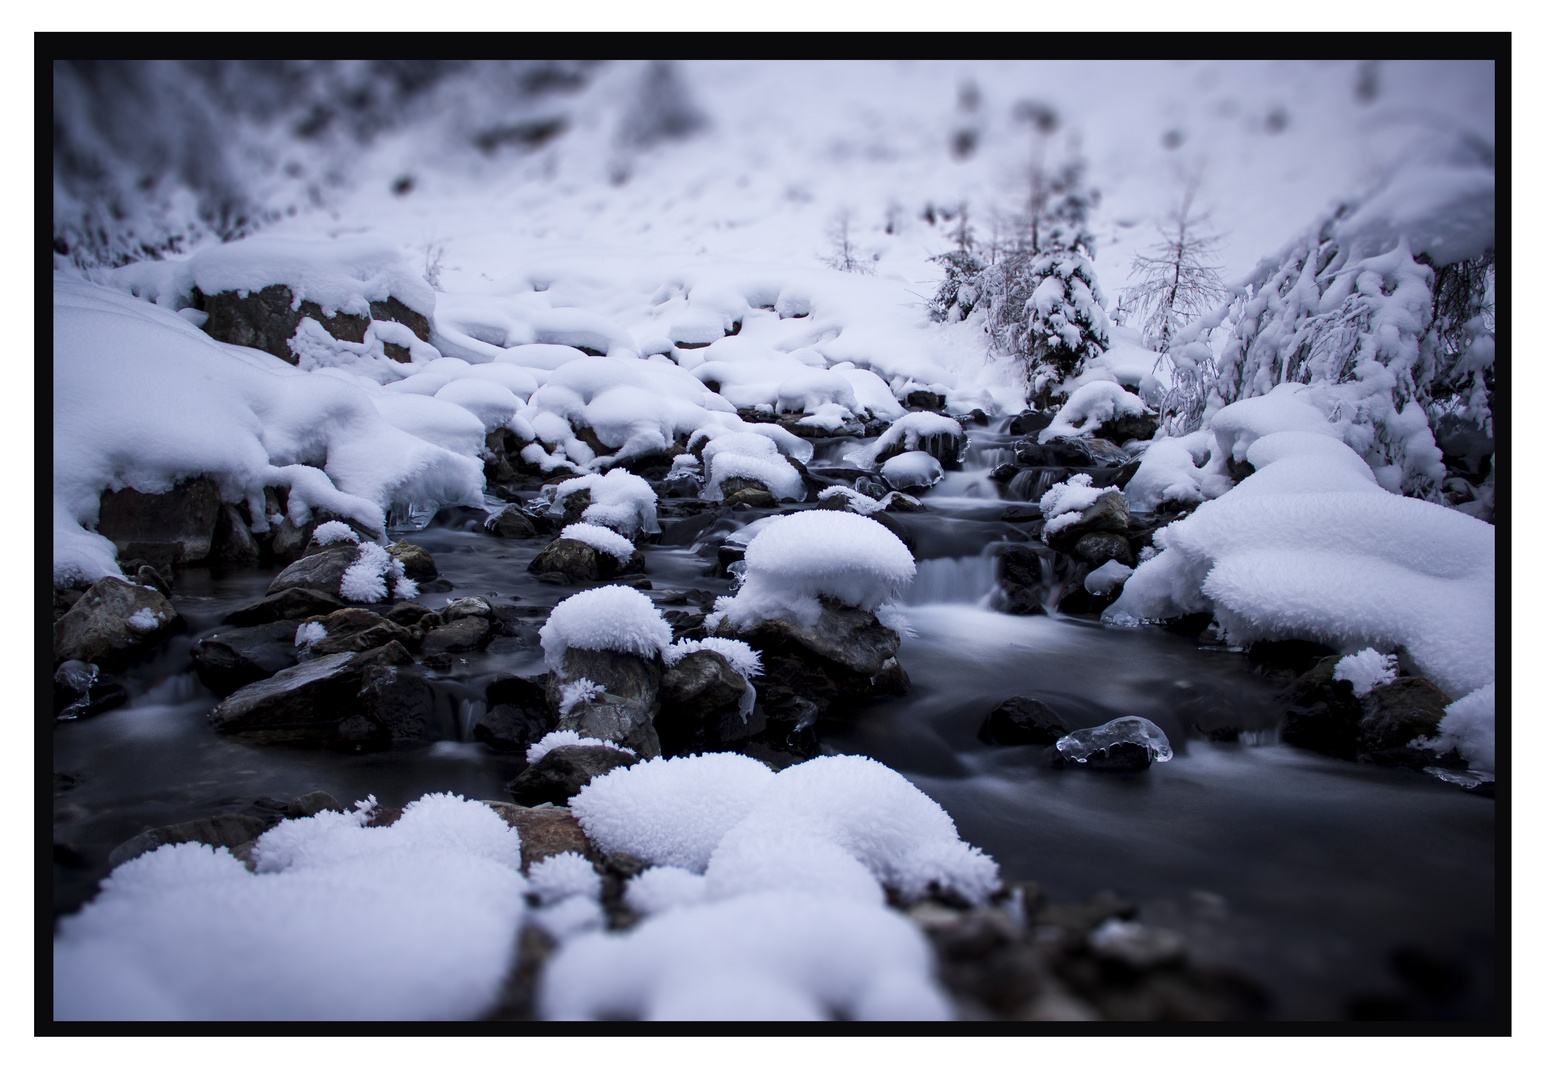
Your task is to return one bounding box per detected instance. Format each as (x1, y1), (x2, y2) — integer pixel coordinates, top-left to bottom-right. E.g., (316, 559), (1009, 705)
(53, 794), (525, 1021)
(538, 585), (674, 672)
(1333, 648), (1399, 695)
(708, 509), (916, 631)
(549, 753), (1000, 1020)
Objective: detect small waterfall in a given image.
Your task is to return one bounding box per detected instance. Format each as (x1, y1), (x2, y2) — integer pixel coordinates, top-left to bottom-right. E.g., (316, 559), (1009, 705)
(1008, 467), (1067, 503)
(457, 698), (487, 741)
(906, 554), (1000, 606)
(141, 672), (206, 705)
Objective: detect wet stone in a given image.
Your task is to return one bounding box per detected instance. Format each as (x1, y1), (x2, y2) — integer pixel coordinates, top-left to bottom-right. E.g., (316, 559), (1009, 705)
(506, 744), (639, 806)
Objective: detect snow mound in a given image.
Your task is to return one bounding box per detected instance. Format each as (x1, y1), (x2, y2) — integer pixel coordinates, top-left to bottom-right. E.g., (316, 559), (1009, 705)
(1038, 474), (1120, 541)
(625, 865), (709, 917)
(569, 753), (778, 873)
(527, 852), (601, 906)
(1424, 684), (1495, 774)
(698, 430), (804, 502)
(540, 891), (951, 1021)
(339, 540), (418, 603)
(526, 729), (636, 765)
(553, 469), (659, 537)
(311, 521), (358, 546)
(881, 451), (944, 491)
(1333, 648), (1398, 695)
(1039, 380), (1148, 442)
(538, 585), (673, 673)
(1105, 428), (1494, 703)
(53, 276), (483, 587)
(855, 411), (964, 466)
(53, 794), (524, 1020)
(710, 510), (916, 630)
(560, 522), (636, 561)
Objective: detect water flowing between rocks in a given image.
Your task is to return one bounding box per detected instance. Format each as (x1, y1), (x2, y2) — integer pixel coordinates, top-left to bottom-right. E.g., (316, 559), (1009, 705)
(52, 421), (1497, 1021)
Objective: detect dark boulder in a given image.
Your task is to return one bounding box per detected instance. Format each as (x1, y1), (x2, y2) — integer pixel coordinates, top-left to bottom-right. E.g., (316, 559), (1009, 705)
(903, 389), (946, 411)
(306, 607), (418, 655)
(285, 791), (342, 818)
(53, 660), (129, 722)
(265, 544), (361, 598)
(720, 477), (778, 509)
(209, 651), (376, 743)
(486, 504), (546, 539)
(200, 283), (430, 364)
(996, 544), (1055, 616)
(209, 504), (262, 565)
(1044, 491), (1131, 552)
(1070, 531), (1133, 569)
(223, 587), (344, 627)
(357, 663), (438, 744)
(96, 477), (222, 567)
(108, 813), (270, 869)
(1358, 677), (1450, 758)
(712, 599), (899, 678)
(1096, 411), (1159, 444)
(1279, 656), (1363, 759)
(661, 650), (750, 723)
(385, 601), (435, 627)
(981, 696), (1069, 745)
(482, 804), (599, 872)
(474, 703), (552, 753)
(1015, 438), (1094, 468)
(506, 744), (638, 806)
(1008, 410), (1056, 437)
(387, 540), (438, 582)
(53, 578), (180, 669)
(422, 616), (494, 654)
(549, 647), (664, 757)
(527, 537), (644, 581)
(191, 621), (301, 696)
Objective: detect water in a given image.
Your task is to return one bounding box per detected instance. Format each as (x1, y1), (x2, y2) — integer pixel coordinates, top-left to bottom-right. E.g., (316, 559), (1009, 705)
(52, 422), (1498, 1019)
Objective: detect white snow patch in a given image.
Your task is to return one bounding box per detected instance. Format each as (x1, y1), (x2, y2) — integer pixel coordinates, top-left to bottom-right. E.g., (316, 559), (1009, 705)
(560, 522), (636, 561)
(538, 585), (673, 673)
(527, 852), (601, 907)
(310, 521), (358, 546)
(526, 729), (636, 766)
(1333, 648), (1398, 695)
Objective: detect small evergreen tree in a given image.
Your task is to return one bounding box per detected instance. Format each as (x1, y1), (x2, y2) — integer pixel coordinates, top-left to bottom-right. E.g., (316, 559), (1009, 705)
(1021, 224), (1110, 404)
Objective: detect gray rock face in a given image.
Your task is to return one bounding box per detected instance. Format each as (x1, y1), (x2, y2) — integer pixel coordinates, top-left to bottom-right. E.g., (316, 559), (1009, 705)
(716, 600), (899, 677)
(307, 608), (417, 655)
(529, 537), (644, 581)
(53, 578), (180, 668)
(209, 652), (365, 742)
(506, 744), (638, 806)
(191, 621), (301, 696)
(209, 504), (262, 565)
(201, 284), (431, 364)
(1070, 531), (1133, 569)
(547, 647), (664, 757)
(1045, 491), (1131, 552)
(661, 650), (749, 724)
(223, 587), (345, 627)
(357, 663), (437, 744)
(95, 477), (222, 566)
(982, 696), (1069, 745)
(422, 616), (494, 654)
(720, 477), (778, 509)
(1358, 677), (1450, 757)
(1097, 412), (1159, 445)
(477, 675), (552, 752)
(442, 596), (496, 622)
(486, 504), (544, 539)
(285, 791), (342, 818)
(266, 545), (360, 598)
(108, 814), (270, 869)
(387, 540), (438, 582)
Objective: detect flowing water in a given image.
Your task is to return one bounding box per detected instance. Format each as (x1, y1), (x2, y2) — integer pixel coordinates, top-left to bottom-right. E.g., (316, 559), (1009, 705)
(52, 422), (1499, 1021)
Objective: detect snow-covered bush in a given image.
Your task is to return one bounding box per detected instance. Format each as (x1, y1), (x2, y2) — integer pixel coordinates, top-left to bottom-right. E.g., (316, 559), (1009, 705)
(1163, 143), (1494, 502)
(538, 585), (673, 672)
(1021, 226), (1111, 402)
(53, 794), (525, 1020)
(708, 510), (916, 630)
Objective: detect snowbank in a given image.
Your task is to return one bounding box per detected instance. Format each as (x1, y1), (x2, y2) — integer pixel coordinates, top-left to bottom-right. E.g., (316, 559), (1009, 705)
(709, 510), (916, 630)
(538, 585), (674, 672)
(54, 794), (524, 1020)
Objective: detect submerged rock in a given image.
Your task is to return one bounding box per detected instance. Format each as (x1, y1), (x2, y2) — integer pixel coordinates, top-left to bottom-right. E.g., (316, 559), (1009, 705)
(981, 696), (1069, 745)
(1053, 716), (1173, 772)
(53, 660), (128, 722)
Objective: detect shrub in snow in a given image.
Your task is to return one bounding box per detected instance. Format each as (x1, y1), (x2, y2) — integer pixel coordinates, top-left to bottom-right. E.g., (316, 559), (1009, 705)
(527, 852), (601, 906)
(540, 891), (952, 1021)
(1039, 381), (1148, 443)
(311, 521), (358, 546)
(560, 522), (636, 561)
(339, 540), (418, 603)
(538, 585), (674, 673)
(1163, 145), (1493, 502)
(708, 510), (916, 631)
(552, 469), (659, 537)
(526, 729), (636, 766)
(1333, 648), (1398, 696)
(54, 793), (525, 1020)
(1104, 428), (1494, 703)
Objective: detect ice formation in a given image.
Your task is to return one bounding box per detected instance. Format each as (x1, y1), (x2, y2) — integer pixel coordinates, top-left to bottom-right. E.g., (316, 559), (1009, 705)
(1333, 648), (1399, 695)
(1055, 716), (1174, 764)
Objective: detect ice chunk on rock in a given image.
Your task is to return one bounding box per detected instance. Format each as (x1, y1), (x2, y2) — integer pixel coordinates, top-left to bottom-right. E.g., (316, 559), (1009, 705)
(1054, 716), (1173, 769)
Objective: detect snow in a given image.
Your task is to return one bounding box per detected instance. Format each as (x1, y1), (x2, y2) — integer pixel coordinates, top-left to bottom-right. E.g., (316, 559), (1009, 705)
(54, 794), (525, 1021)
(339, 541), (415, 604)
(698, 430), (805, 502)
(525, 729), (636, 766)
(625, 866), (709, 917)
(708, 510), (917, 630)
(1424, 684), (1495, 774)
(553, 469), (660, 537)
(1333, 648), (1398, 695)
(1084, 560), (1134, 595)
(557, 679), (605, 716)
(294, 622), (327, 649)
(1124, 430), (1230, 512)
(881, 451), (944, 491)
(538, 585), (674, 673)
(125, 608), (162, 632)
(855, 411), (964, 467)
(1105, 427), (1494, 703)
(540, 891), (951, 1022)
(1039, 380), (1147, 442)
(560, 522), (636, 561)
(527, 852), (601, 906)
(53, 276), (484, 587)
(662, 637), (764, 680)
(311, 521), (358, 546)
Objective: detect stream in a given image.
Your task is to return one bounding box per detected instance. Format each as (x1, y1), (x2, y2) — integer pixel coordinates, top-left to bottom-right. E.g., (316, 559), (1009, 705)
(52, 422), (1499, 1021)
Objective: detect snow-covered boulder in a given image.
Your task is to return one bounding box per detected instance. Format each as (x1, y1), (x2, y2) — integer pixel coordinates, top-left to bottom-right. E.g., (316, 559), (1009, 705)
(552, 469), (660, 538)
(53, 578), (180, 669)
